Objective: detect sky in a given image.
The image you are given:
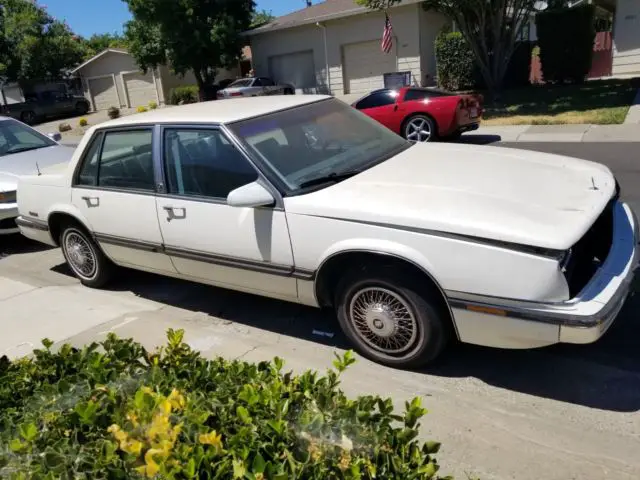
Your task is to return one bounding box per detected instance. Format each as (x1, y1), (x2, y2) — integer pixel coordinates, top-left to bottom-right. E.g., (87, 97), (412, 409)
(40, 0), (309, 37)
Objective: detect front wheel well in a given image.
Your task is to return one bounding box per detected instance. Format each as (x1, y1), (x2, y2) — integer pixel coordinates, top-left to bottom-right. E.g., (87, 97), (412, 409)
(48, 212), (88, 246)
(314, 251), (454, 328)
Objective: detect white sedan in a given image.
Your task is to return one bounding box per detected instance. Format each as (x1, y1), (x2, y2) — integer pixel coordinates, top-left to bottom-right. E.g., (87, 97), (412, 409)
(16, 95), (638, 368)
(0, 116), (74, 234)
(216, 77), (295, 99)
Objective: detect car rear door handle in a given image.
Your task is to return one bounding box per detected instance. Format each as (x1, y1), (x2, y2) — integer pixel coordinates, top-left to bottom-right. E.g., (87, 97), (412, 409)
(81, 196), (99, 207)
(163, 206), (186, 221)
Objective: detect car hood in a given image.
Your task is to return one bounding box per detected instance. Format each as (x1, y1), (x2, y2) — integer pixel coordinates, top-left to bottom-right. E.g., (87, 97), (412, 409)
(0, 145), (75, 190)
(284, 143), (616, 251)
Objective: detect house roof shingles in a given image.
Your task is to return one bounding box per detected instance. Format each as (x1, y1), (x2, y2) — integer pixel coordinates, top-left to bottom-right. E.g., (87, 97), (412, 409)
(247, 0), (421, 36)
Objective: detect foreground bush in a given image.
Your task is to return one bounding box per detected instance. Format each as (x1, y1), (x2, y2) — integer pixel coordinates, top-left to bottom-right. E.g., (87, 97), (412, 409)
(0, 330), (450, 479)
(107, 106), (120, 119)
(169, 85), (199, 105)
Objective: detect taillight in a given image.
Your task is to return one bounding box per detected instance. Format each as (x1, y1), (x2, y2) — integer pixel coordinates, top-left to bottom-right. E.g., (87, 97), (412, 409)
(230, 92), (242, 97)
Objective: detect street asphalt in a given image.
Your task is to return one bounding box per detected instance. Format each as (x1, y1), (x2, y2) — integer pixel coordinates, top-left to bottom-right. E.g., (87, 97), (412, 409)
(1, 140), (639, 480)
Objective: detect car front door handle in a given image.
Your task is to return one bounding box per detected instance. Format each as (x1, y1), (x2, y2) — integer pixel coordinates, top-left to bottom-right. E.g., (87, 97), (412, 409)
(81, 196), (99, 207)
(163, 206), (186, 221)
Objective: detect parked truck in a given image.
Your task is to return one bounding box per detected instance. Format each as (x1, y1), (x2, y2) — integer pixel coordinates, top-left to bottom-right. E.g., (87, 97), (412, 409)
(1, 90), (90, 125)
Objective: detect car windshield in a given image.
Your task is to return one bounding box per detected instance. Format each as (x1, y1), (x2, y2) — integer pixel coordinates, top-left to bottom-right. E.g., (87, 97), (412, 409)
(229, 79), (254, 88)
(0, 119), (56, 158)
(228, 98), (410, 194)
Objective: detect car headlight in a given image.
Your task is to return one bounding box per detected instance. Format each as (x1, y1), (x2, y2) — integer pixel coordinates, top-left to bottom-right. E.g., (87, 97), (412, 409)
(0, 190), (17, 204)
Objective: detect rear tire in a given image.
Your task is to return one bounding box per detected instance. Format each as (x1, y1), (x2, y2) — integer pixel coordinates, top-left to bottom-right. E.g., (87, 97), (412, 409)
(75, 102), (89, 115)
(403, 114), (438, 143)
(59, 222), (114, 288)
(334, 268), (450, 369)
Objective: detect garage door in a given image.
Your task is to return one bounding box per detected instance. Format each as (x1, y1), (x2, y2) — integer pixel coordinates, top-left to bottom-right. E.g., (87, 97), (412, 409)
(269, 51), (316, 92)
(124, 71), (157, 108)
(88, 77), (118, 111)
(343, 40), (397, 94)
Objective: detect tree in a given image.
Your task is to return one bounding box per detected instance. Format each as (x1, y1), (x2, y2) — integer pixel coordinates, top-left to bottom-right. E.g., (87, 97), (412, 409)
(82, 33), (128, 59)
(356, 0), (537, 93)
(251, 9), (275, 28)
(0, 0), (85, 82)
(123, 0), (255, 99)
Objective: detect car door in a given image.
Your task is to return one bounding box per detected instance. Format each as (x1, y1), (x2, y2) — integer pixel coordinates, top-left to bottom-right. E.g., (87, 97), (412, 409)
(54, 92), (75, 114)
(354, 90), (402, 132)
(155, 126), (297, 300)
(72, 127), (176, 274)
(260, 77), (278, 95)
(38, 91), (57, 117)
(250, 77), (266, 96)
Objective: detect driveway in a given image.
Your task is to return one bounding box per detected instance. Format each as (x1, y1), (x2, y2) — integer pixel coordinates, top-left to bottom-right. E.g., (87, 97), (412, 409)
(1, 142), (640, 480)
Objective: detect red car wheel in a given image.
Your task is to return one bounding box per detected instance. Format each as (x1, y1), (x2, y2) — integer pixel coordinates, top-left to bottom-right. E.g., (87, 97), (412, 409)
(403, 114), (437, 143)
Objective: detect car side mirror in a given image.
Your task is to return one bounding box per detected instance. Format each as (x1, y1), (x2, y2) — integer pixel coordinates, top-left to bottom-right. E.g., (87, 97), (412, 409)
(227, 181), (275, 208)
(47, 132), (62, 142)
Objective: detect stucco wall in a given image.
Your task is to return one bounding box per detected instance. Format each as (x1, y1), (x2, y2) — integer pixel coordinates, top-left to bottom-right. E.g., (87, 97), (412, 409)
(250, 3), (443, 95)
(419, 7), (448, 86)
(613, 0), (640, 75)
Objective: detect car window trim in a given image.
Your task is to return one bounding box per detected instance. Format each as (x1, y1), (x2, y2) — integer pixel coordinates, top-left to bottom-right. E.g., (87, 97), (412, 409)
(157, 124), (284, 210)
(72, 125), (156, 193)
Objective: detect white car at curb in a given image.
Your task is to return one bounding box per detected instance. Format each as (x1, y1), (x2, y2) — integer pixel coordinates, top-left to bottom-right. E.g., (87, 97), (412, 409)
(0, 116), (74, 235)
(16, 95), (638, 368)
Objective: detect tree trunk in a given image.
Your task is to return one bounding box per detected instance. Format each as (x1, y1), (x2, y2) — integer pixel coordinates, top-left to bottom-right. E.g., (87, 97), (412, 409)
(193, 69), (206, 102)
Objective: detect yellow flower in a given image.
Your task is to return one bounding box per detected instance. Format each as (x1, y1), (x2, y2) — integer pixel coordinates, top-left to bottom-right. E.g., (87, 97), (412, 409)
(159, 399), (173, 415)
(147, 413), (171, 442)
(140, 448), (164, 478)
(338, 452), (351, 472)
(198, 431), (223, 449)
(126, 412), (139, 427)
(141, 386), (154, 395)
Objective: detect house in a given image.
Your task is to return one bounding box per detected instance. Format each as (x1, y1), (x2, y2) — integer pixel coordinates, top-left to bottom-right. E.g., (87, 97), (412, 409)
(246, 0), (447, 96)
(71, 49), (240, 111)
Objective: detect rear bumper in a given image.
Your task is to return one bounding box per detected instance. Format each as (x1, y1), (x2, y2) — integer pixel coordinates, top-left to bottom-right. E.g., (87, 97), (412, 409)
(0, 203), (19, 234)
(448, 201), (638, 349)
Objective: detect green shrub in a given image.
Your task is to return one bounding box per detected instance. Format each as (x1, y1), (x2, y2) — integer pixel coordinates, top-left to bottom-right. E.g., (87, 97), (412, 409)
(169, 85), (199, 105)
(107, 106), (120, 119)
(137, 105), (148, 113)
(148, 101), (158, 110)
(0, 330), (449, 479)
(78, 117), (88, 127)
(435, 31), (476, 91)
(536, 4), (596, 83)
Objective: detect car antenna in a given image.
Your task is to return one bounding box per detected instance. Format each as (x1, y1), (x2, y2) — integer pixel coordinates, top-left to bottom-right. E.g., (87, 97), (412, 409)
(36, 161), (41, 176)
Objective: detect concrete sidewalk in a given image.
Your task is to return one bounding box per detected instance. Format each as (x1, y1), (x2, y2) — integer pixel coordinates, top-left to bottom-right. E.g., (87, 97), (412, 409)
(464, 123), (640, 143)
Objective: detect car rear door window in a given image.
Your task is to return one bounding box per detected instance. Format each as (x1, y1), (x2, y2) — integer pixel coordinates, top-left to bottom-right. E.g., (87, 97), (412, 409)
(355, 90), (397, 110)
(76, 129), (155, 191)
(163, 128), (258, 199)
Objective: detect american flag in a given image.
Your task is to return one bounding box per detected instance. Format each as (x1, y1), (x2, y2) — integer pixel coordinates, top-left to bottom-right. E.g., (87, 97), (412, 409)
(381, 13), (393, 54)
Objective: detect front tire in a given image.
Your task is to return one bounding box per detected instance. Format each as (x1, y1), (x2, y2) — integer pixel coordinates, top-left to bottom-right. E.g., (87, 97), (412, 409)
(21, 110), (36, 125)
(60, 224), (113, 288)
(75, 102), (89, 115)
(335, 269), (450, 369)
(403, 114), (437, 143)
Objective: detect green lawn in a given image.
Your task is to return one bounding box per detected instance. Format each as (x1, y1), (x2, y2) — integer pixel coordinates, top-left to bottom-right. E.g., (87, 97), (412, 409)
(481, 78), (640, 126)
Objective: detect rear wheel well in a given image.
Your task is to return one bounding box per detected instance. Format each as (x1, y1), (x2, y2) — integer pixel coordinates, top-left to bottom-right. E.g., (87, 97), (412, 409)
(315, 251), (454, 329)
(48, 213), (88, 246)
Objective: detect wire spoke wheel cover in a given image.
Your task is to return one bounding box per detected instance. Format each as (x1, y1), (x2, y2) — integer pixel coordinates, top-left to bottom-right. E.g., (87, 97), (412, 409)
(348, 287), (419, 354)
(64, 231), (97, 279)
(405, 117), (432, 143)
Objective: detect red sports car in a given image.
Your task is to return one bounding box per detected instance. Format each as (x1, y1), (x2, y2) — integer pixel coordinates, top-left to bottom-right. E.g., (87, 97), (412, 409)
(352, 87), (483, 143)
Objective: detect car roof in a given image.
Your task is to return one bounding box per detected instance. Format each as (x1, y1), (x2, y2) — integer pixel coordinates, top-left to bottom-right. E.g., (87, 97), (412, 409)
(92, 95), (331, 130)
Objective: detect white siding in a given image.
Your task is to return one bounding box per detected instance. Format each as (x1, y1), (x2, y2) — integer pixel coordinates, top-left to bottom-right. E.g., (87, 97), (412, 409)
(613, 0), (640, 75)
(342, 40), (397, 94)
(250, 3), (436, 96)
(88, 77), (118, 111)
